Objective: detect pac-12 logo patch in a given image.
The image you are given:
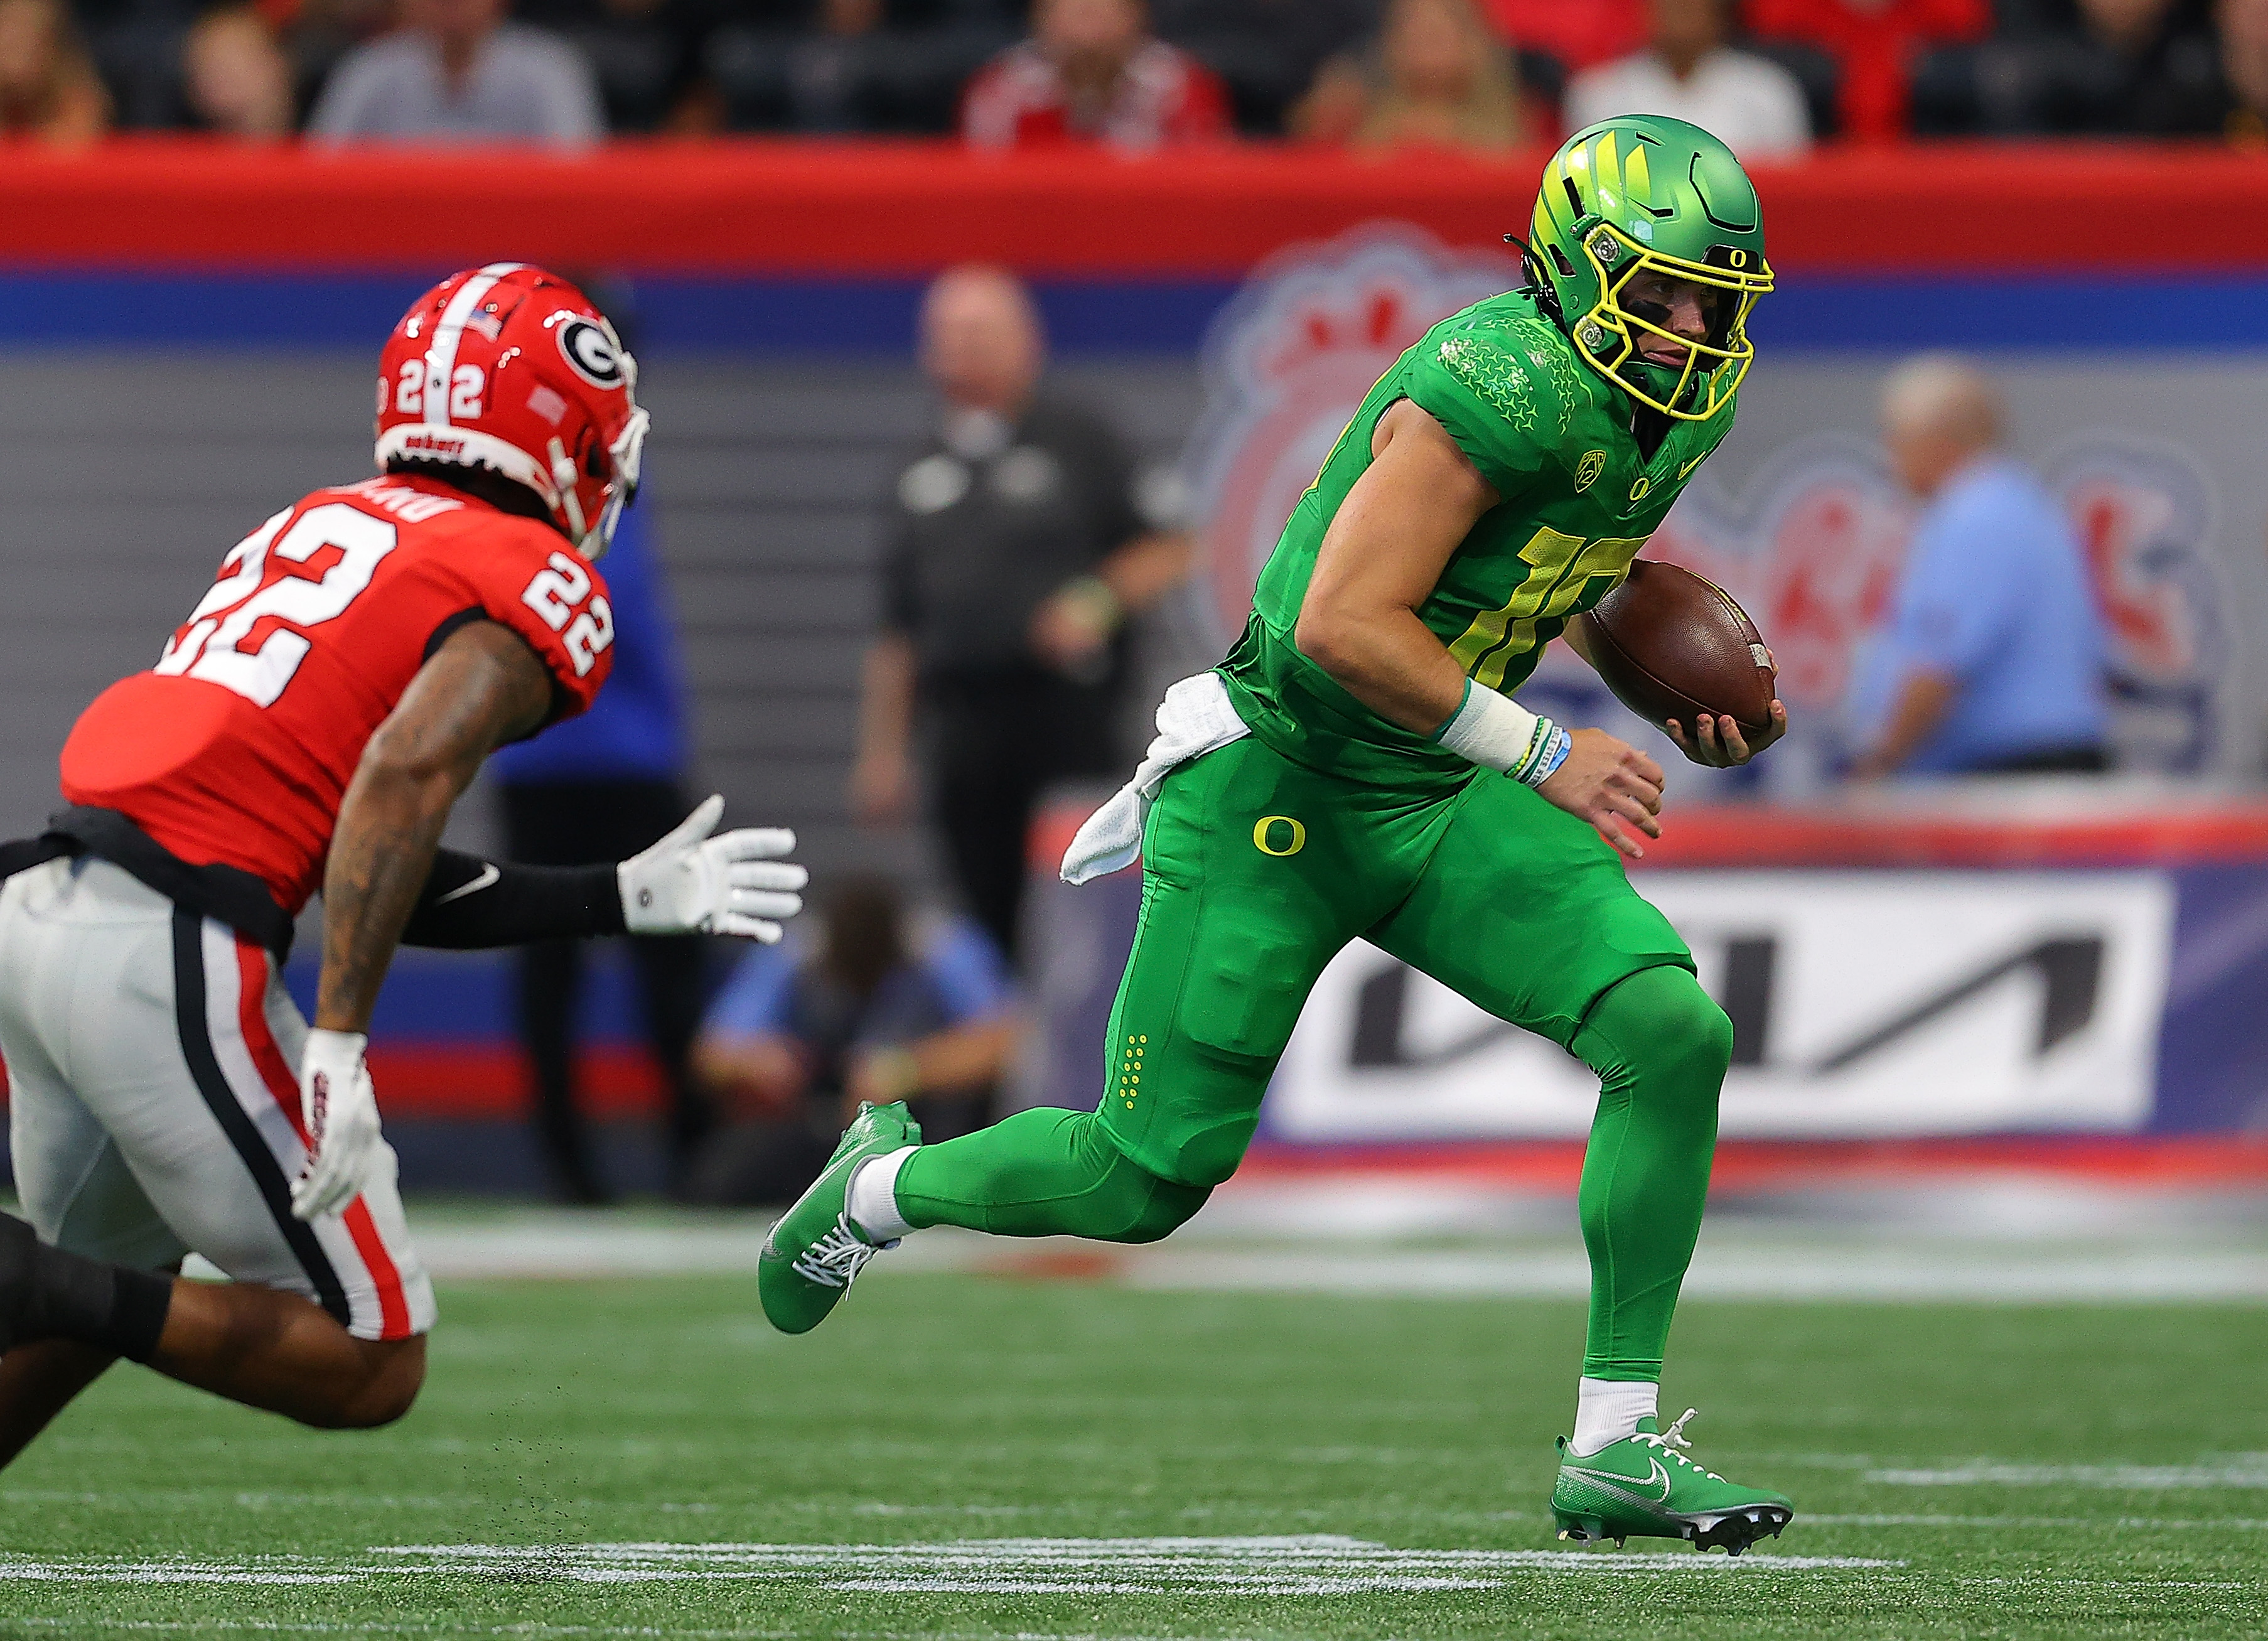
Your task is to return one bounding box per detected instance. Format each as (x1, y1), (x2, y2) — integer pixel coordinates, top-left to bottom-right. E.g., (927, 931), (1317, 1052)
(554, 315), (626, 389)
(1574, 450), (1607, 492)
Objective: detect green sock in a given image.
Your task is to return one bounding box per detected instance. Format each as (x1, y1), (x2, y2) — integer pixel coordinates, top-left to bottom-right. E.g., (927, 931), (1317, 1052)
(895, 1107), (1208, 1244)
(1571, 964), (1733, 1381)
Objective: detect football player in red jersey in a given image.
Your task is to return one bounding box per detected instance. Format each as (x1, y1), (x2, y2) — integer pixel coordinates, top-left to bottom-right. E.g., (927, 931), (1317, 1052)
(0, 264), (807, 1463)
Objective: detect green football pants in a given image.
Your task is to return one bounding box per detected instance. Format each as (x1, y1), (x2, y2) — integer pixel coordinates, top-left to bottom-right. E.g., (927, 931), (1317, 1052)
(896, 734), (1730, 1379)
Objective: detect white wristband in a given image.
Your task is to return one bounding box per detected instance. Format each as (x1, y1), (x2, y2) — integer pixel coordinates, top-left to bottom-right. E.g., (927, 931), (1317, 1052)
(1434, 680), (1564, 786)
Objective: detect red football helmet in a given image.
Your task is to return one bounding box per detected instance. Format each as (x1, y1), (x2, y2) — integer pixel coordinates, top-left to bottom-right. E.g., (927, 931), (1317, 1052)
(374, 263), (649, 560)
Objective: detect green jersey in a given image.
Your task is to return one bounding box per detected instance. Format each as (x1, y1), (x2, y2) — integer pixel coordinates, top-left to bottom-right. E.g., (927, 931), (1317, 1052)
(1219, 288), (1734, 790)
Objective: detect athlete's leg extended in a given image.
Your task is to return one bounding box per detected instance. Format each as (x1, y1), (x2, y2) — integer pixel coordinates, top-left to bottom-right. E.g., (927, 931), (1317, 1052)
(1369, 778), (1788, 1548)
(758, 737), (1406, 1332)
(0, 861), (434, 1460)
(1567, 965), (1729, 1384)
(0, 1214), (426, 1463)
(1370, 784), (1716, 1391)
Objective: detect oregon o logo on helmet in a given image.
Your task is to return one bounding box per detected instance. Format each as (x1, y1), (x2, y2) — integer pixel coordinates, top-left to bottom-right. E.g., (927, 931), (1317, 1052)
(1252, 815), (1306, 857)
(554, 315), (625, 389)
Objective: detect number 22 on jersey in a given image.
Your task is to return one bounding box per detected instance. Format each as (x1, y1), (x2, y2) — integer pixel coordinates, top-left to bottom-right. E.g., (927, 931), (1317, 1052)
(155, 502), (619, 708)
(155, 503), (399, 709)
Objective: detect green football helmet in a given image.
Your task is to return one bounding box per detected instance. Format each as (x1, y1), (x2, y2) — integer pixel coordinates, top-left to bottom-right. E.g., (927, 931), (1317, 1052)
(1521, 116), (1773, 422)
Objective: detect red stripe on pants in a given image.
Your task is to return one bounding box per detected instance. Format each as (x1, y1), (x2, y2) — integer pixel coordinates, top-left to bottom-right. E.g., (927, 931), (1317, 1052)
(233, 939), (412, 1340)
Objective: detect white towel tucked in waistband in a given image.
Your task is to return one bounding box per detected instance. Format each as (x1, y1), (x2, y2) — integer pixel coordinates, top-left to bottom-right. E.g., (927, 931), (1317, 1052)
(1060, 671), (1250, 885)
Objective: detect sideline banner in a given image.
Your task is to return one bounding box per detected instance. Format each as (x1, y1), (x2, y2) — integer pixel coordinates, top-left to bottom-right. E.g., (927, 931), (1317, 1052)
(1019, 801), (2268, 1138)
(1269, 872), (2173, 1143)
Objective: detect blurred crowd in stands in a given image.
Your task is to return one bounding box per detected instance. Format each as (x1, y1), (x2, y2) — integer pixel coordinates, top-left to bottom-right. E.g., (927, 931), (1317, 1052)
(4, 0), (2265, 149)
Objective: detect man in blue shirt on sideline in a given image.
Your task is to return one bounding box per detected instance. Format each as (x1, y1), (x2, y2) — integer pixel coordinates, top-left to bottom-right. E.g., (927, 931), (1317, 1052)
(682, 877), (1018, 1207)
(1849, 353), (2110, 779)
(492, 488), (706, 1203)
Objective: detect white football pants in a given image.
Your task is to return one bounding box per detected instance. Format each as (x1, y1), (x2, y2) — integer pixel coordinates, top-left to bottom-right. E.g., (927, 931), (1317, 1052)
(0, 856), (433, 1340)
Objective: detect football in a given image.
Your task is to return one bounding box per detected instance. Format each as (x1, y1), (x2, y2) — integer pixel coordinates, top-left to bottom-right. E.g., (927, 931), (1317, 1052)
(1573, 559), (1778, 739)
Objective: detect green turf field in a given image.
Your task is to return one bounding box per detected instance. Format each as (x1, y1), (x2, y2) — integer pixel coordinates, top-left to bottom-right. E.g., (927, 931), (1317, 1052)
(2, 1269), (2264, 1640)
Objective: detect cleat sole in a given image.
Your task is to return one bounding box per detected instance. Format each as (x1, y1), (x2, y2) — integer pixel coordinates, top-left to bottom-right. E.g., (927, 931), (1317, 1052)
(1684, 1505), (1795, 1556)
(1551, 1512), (1614, 1546)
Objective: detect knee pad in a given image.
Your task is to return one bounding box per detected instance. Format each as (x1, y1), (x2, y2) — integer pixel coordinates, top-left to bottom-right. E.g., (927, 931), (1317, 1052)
(1651, 974), (1734, 1078)
(1114, 1178), (1212, 1245)
(1073, 1117), (1212, 1245)
(1582, 965), (1734, 1085)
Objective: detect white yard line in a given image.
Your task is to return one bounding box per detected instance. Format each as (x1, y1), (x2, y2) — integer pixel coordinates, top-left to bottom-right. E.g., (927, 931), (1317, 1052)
(1865, 1461), (2268, 1489)
(0, 1536), (1900, 1594)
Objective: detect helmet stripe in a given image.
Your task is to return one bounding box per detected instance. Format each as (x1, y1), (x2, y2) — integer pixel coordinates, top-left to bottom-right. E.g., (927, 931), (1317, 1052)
(421, 261), (524, 431)
(1541, 164), (1576, 232)
(1624, 143), (1652, 208)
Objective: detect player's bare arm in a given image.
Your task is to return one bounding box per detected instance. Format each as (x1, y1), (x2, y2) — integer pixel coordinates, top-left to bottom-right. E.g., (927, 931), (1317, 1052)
(318, 621), (552, 1036)
(1294, 398), (1665, 857)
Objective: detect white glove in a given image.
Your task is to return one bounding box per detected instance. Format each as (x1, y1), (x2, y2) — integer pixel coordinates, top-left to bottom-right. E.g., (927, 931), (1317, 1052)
(291, 1028), (386, 1222)
(618, 794), (807, 942)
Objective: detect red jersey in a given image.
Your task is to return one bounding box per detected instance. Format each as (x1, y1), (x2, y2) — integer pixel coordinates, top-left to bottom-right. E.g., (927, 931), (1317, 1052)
(60, 477), (615, 915)
(960, 41), (1230, 153)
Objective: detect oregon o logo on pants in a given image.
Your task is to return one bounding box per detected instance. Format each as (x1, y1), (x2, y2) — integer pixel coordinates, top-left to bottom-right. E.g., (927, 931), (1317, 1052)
(1252, 815), (1306, 856)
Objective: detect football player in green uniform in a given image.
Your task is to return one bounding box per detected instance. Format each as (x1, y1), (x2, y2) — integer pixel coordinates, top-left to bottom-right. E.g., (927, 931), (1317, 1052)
(761, 116), (1795, 1554)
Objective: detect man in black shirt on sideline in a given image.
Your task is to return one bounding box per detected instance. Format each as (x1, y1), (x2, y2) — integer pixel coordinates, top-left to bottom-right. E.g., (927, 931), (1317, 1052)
(851, 265), (1192, 966)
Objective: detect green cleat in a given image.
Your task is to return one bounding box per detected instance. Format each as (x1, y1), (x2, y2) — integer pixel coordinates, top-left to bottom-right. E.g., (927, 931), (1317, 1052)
(757, 1101), (921, 1335)
(1551, 1407), (1794, 1555)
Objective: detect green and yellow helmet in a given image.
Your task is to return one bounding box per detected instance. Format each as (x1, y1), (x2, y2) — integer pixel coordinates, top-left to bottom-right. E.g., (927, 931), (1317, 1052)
(1522, 115), (1773, 422)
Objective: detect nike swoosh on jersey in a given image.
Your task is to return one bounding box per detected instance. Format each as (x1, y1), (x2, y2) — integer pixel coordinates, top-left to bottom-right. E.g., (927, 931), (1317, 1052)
(433, 862), (501, 905)
(1564, 1457), (1674, 1506)
(1678, 453), (1709, 479)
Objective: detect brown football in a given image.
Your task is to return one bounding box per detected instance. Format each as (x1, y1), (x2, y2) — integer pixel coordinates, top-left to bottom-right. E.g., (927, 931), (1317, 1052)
(1573, 560), (1777, 739)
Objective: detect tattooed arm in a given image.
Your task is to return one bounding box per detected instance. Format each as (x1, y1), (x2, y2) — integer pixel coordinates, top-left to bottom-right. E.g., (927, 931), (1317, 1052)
(314, 622), (552, 1033)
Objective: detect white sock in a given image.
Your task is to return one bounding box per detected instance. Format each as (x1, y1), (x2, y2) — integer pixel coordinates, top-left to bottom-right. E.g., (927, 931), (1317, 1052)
(844, 1146), (918, 1244)
(1569, 1377), (1658, 1456)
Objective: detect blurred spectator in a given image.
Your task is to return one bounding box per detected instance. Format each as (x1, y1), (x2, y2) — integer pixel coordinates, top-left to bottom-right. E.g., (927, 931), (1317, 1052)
(184, 5), (295, 136)
(515, 0), (721, 131)
(852, 266), (1192, 965)
(1849, 355), (2109, 780)
(1916, 0), (2218, 135)
(961, 0), (1229, 150)
(1565, 0), (1810, 157)
(1480, 0), (1647, 71)
(286, 0), (395, 119)
(785, 0), (885, 129)
(489, 467), (710, 1205)
(0, 0), (110, 143)
(2220, 0), (2268, 140)
(707, 1), (1021, 134)
(683, 878), (1016, 1207)
(1743, 0), (1987, 140)
(1148, 0), (1376, 134)
(1294, 0), (1531, 152)
(308, 0), (605, 145)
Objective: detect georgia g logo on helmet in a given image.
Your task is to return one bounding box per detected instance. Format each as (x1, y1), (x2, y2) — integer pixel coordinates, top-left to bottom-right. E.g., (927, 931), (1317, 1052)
(373, 265), (650, 561)
(554, 315), (628, 391)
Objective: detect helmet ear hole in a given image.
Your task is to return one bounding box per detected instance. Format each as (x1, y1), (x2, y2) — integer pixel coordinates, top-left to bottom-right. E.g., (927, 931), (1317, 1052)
(1546, 243), (1577, 279)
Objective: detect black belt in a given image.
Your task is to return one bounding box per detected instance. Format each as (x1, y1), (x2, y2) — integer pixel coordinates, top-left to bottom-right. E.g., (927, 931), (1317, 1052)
(0, 806), (295, 960)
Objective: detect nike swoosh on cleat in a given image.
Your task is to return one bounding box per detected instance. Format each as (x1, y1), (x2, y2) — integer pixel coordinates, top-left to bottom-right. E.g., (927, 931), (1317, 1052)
(1564, 1458), (1673, 1506)
(433, 863), (501, 905)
